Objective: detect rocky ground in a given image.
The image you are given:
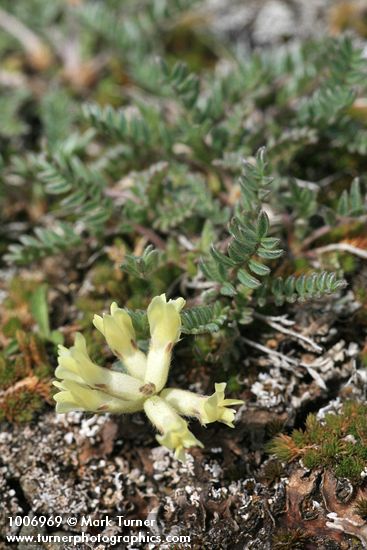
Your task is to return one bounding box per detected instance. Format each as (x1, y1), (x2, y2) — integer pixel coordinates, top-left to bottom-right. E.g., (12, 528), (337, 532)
(205, 0), (364, 48)
(1, 288), (367, 548)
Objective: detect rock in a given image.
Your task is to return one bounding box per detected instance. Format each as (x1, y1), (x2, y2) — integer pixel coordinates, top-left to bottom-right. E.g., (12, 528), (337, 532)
(253, 1), (296, 45)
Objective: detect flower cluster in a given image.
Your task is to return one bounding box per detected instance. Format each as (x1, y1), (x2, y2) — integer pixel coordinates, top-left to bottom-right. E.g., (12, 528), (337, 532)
(54, 294), (243, 461)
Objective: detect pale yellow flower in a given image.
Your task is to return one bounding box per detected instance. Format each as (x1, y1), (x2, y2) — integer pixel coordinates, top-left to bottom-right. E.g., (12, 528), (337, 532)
(54, 295), (243, 462)
(53, 380), (144, 414)
(144, 294), (186, 392)
(147, 294), (185, 347)
(144, 396), (203, 462)
(93, 302), (146, 379)
(161, 383), (243, 427)
(55, 332), (148, 402)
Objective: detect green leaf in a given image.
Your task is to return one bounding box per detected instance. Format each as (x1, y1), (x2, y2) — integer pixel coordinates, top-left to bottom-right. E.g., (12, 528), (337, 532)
(284, 275), (296, 297)
(257, 248), (283, 259)
(350, 178), (363, 214)
(237, 269), (261, 289)
(227, 238), (256, 262)
(210, 245), (237, 268)
(30, 285), (50, 339)
(181, 303), (228, 334)
(257, 211), (269, 239)
(337, 190), (349, 216)
(295, 275), (306, 296)
(220, 282), (237, 296)
(260, 237), (281, 249)
(200, 258), (227, 283)
(200, 220), (215, 252)
(126, 310), (149, 337)
(121, 245), (162, 279)
(248, 259), (271, 276)
(317, 271), (328, 291)
(50, 330), (64, 345)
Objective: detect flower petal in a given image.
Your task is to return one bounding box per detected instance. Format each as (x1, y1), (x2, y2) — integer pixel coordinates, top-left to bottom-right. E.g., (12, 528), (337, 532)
(93, 304), (146, 379)
(56, 333), (148, 401)
(144, 395), (202, 462)
(144, 294), (185, 392)
(161, 383), (243, 428)
(53, 379), (145, 414)
(147, 294), (185, 347)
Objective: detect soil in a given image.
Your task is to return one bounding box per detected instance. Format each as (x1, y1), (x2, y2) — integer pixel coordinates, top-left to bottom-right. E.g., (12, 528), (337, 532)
(1, 288), (367, 549)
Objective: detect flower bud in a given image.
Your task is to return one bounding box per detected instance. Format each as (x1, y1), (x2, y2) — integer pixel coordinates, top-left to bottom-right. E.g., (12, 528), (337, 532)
(161, 383), (243, 427)
(144, 294), (185, 392)
(93, 302), (146, 379)
(144, 395), (202, 462)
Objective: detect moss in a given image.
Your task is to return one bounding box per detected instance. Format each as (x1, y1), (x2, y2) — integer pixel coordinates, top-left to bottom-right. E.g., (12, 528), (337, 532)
(15, 331), (50, 374)
(272, 528), (308, 549)
(0, 356), (21, 389)
(354, 498), (367, 520)
(0, 328), (53, 423)
(33, 362), (53, 380)
(2, 317), (23, 337)
(330, 2), (367, 38)
(319, 221), (366, 246)
(334, 457), (366, 481)
(269, 401), (367, 483)
(0, 348), (38, 390)
(266, 418), (286, 438)
(261, 460), (284, 485)
(75, 296), (105, 328)
(1, 389), (45, 423)
(355, 286), (367, 304)
(360, 344), (367, 367)
(5, 277), (47, 318)
(339, 252), (357, 273)
(302, 449), (321, 470)
(90, 263), (126, 300)
(0, 275), (56, 414)
(226, 375), (242, 393)
(267, 434), (299, 462)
